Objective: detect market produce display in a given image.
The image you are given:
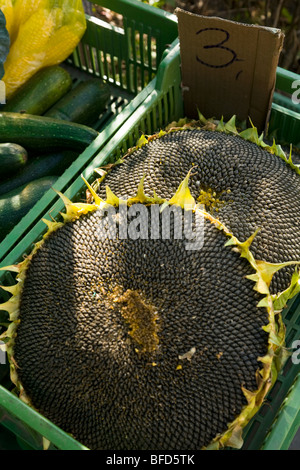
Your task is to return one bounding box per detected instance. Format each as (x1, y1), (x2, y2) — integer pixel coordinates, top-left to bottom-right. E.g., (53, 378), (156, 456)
(0, 0), (299, 454)
(0, 109), (99, 241)
(0, 61), (110, 242)
(1, 118), (299, 450)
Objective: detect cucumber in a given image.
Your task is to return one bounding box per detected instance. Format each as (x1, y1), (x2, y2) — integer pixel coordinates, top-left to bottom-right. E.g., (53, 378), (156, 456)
(0, 143), (28, 179)
(0, 112), (99, 151)
(3, 66), (73, 115)
(0, 176), (58, 241)
(44, 78), (111, 126)
(0, 150), (77, 196)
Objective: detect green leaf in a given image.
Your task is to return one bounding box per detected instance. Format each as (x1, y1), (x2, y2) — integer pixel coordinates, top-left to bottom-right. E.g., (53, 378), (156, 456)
(0, 9), (10, 82)
(224, 115), (238, 134)
(136, 134), (148, 148)
(239, 126), (259, 145)
(197, 109), (208, 125)
(168, 169), (196, 208)
(271, 270), (300, 311)
(216, 116), (226, 132)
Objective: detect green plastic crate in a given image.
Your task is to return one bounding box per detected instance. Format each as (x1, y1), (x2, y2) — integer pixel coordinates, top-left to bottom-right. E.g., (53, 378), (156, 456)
(0, 3), (299, 450)
(270, 67), (300, 147)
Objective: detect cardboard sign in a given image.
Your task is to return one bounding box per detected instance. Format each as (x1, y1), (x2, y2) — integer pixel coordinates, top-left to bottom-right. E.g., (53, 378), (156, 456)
(176, 8), (284, 131)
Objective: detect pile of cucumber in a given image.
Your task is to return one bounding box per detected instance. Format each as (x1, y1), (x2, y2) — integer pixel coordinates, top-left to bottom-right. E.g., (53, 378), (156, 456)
(0, 65), (111, 241)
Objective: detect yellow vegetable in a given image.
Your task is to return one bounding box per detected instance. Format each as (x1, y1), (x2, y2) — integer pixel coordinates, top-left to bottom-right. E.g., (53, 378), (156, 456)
(8, 0), (49, 43)
(0, 0), (86, 99)
(43, 23), (84, 67)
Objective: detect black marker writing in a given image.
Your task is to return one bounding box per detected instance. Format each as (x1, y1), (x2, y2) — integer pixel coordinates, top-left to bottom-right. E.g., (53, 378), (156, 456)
(196, 28), (244, 69)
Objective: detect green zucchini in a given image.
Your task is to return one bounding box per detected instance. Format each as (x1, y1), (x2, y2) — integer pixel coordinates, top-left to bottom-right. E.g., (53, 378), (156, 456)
(0, 112), (99, 151)
(44, 78), (111, 126)
(0, 150), (77, 196)
(0, 143), (28, 179)
(3, 66), (73, 115)
(0, 176), (58, 241)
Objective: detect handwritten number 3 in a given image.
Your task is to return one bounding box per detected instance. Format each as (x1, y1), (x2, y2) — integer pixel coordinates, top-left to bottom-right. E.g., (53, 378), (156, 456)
(196, 28), (239, 68)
